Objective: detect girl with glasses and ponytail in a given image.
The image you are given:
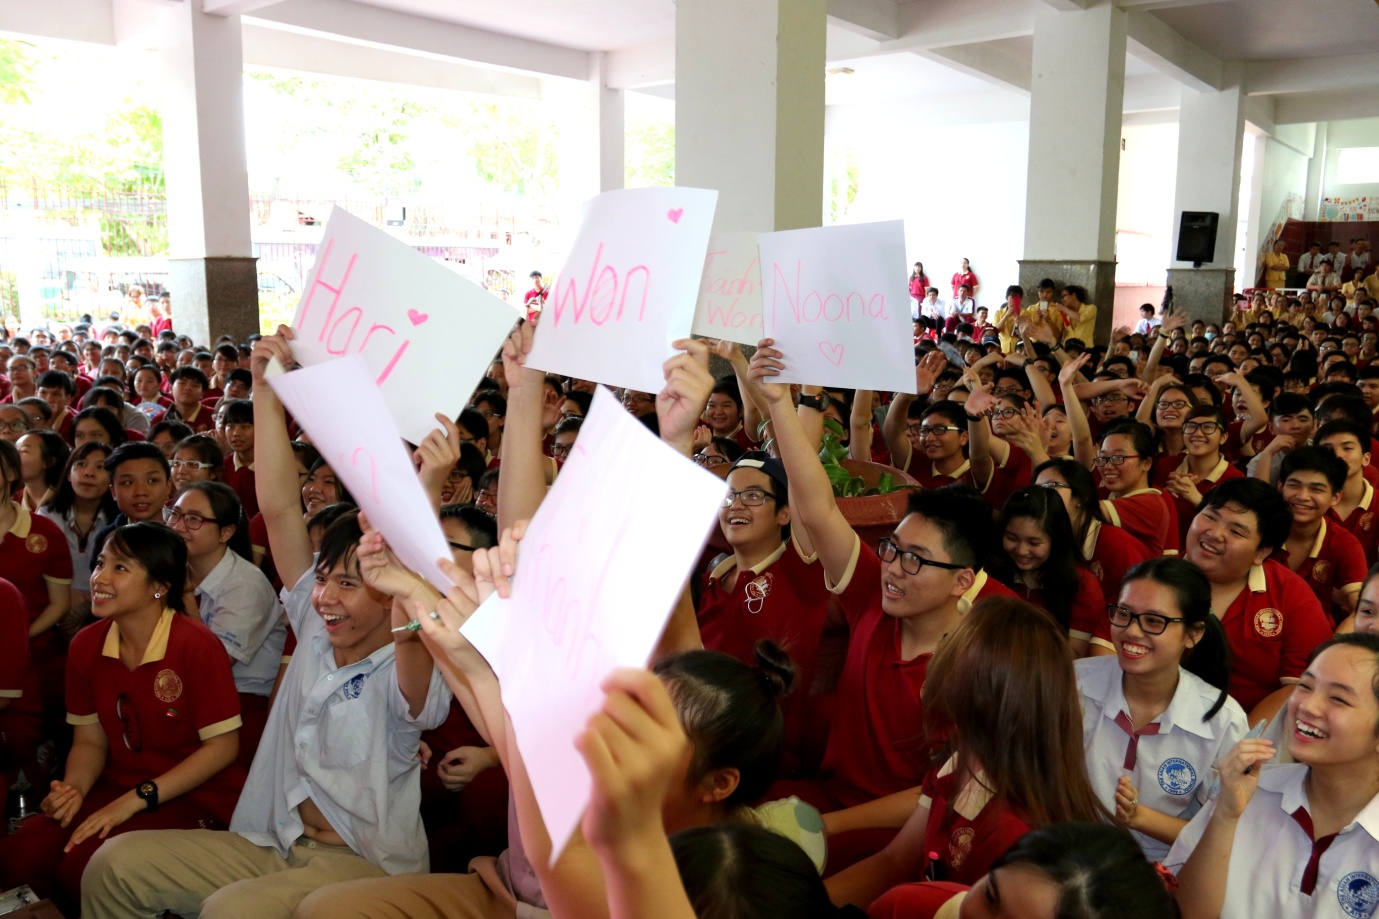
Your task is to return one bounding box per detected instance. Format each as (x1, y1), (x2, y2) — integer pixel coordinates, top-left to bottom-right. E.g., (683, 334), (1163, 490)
(1077, 557), (1247, 862)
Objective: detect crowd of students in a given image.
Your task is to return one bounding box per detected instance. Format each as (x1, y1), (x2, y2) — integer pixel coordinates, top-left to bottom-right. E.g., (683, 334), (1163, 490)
(0, 273), (1377, 919)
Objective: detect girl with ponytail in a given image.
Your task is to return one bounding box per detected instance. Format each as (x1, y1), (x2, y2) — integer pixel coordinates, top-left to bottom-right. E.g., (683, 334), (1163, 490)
(1076, 557), (1247, 862)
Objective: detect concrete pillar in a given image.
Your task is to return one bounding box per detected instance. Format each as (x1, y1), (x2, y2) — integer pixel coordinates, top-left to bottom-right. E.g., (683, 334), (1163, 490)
(549, 52), (625, 207)
(1304, 122), (1328, 223)
(1166, 68), (1246, 326)
(159, 0), (257, 346)
(1020, 0), (1127, 346)
(675, 0), (825, 234)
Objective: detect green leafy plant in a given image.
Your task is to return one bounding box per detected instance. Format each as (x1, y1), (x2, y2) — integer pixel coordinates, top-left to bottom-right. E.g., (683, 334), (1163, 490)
(819, 418), (901, 499)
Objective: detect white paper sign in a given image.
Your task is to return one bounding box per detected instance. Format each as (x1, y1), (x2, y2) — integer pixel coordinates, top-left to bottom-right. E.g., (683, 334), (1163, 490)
(525, 187), (718, 393)
(268, 354), (455, 592)
(460, 386), (725, 864)
(757, 220), (915, 393)
(691, 231), (764, 345)
(288, 207), (520, 444)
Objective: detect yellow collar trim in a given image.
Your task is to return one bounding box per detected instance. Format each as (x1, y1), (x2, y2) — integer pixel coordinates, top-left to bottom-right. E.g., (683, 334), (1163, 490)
(6, 501), (32, 539)
(102, 609), (176, 664)
(709, 540), (788, 583)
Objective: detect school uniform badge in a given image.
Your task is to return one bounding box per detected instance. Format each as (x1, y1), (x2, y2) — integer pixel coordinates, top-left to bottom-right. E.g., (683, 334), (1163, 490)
(24, 534), (47, 554)
(1338, 871), (1379, 919)
(948, 827), (975, 869)
(154, 669), (184, 703)
(1253, 608), (1283, 639)
(343, 672), (371, 699)
(744, 573), (772, 615)
(1157, 758), (1197, 796)
(1312, 559), (1332, 584)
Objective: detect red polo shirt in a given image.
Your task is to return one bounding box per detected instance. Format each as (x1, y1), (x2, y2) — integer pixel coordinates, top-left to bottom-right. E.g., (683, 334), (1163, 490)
(0, 502), (74, 622)
(1010, 567), (1112, 651)
(164, 403), (215, 434)
(220, 457), (259, 522)
(1085, 519), (1152, 598)
(66, 611), (245, 823)
(1215, 560), (1333, 714)
(908, 456), (993, 499)
(1099, 489), (1180, 556)
(0, 577), (41, 741)
(1331, 479), (1379, 566)
(1223, 421), (1270, 465)
(1155, 456), (1243, 546)
(916, 765), (1032, 885)
(1268, 519), (1368, 628)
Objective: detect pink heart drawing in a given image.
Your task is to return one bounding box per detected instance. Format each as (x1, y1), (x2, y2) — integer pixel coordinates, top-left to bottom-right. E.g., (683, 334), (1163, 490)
(818, 342), (845, 365)
(406, 309), (429, 326)
(667, 208), (684, 223)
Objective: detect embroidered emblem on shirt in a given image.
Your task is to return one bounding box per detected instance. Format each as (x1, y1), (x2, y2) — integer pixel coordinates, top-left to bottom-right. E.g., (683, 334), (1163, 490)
(154, 669), (184, 703)
(1362, 513), (1375, 532)
(1337, 871), (1379, 919)
(1090, 561), (1104, 580)
(948, 827), (975, 869)
(744, 573), (772, 615)
(1157, 757), (1197, 796)
(1253, 608), (1283, 639)
(343, 672), (370, 699)
(24, 534), (47, 554)
(1312, 559), (1332, 584)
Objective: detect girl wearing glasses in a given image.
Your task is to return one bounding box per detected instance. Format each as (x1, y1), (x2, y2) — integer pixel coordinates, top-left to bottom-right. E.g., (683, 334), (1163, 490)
(1076, 558), (1245, 862)
(169, 434), (223, 499)
(990, 485), (1112, 658)
(1137, 378), (1197, 458)
(1157, 405), (1243, 546)
(0, 522), (243, 914)
(39, 441), (119, 632)
(1034, 458), (1152, 597)
(827, 596), (1108, 912)
(164, 481), (285, 770)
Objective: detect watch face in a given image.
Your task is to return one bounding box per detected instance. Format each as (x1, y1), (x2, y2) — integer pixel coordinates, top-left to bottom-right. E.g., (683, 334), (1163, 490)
(138, 781), (155, 797)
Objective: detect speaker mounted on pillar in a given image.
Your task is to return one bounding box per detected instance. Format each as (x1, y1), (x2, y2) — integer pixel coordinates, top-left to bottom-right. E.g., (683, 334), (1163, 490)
(1176, 211), (1219, 268)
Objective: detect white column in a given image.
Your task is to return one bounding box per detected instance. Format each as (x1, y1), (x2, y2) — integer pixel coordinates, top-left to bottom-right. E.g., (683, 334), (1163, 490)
(549, 52), (625, 207)
(1304, 122), (1329, 222)
(158, 0), (257, 344)
(1023, 1), (1127, 264)
(1170, 69), (1246, 270)
(675, 0), (825, 233)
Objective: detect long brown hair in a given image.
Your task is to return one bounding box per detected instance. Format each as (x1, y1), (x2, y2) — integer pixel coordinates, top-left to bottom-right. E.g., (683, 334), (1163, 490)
(922, 596), (1109, 828)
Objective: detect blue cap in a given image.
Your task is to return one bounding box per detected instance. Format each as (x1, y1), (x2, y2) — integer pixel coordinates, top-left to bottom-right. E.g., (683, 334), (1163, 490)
(729, 453), (788, 495)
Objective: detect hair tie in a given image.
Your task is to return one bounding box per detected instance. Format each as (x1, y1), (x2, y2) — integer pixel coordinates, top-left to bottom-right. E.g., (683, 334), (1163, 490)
(1154, 862), (1179, 894)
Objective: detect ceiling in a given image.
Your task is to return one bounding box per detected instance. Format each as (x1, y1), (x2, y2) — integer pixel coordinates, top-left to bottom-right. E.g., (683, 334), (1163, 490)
(1154, 0), (1379, 61)
(360, 0), (675, 51)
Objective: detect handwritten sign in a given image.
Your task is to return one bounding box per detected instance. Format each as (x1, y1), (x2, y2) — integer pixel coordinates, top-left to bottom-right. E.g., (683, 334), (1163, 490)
(289, 207), (520, 444)
(525, 187), (718, 393)
(460, 386), (724, 864)
(757, 220), (915, 393)
(691, 231), (764, 345)
(267, 354), (455, 592)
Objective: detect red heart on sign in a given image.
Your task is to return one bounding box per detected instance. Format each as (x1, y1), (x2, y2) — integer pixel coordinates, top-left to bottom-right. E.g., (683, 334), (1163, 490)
(667, 208), (683, 223)
(818, 342), (845, 365)
(407, 309), (429, 326)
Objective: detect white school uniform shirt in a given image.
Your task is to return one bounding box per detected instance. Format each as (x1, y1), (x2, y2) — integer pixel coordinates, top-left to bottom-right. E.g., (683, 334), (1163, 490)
(1165, 764), (1379, 919)
(231, 562), (451, 875)
(37, 504), (112, 595)
(1075, 656), (1248, 863)
(195, 549), (288, 696)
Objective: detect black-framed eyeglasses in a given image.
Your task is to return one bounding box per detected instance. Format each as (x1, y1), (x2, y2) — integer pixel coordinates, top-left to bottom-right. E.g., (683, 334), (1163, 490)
(473, 409), (503, 419)
(877, 537), (965, 575)
(552, 443), (573, 458)
(989, 408), (1020, 420)
(1107, 604), (1186, 635)
(116, 692), (141, 752)
(694, 453), (728, 468)
(1093, 454), (1142, 467)
(1181, 421), (1223, 435)
(918, 425), (962, 438)
(905, 423), (923, 435)
(722, 488), (776, 508)
(163, 507), (211, 530)
(0, 420), (27, 433)
(1091, 394), (1128, 404)
(1038, 481), (1071, 491)
(447, 541), (475, 553)
(445, 469), (471, 484)
(991, 388), (1023, 399)
(1157, 399), (1190, 411)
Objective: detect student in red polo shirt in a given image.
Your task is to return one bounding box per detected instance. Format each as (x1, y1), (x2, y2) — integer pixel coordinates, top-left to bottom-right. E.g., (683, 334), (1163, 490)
(1272, 447), (1368, 626)
(216, 400), (258, 522)
(912, 400), (990, 492)
(696, 453), (829, 773)
(1033, 458), (1152, 592)
(702, 377), (757, 451)
(989, 485), (1113, 657)
(162, 367), (216, 434)
(1181, 478), (1333, 720)
(0, 575), (42, 813)
(1315, 419), (1379, 565)
(825, 597), (1107, 911)
(0, 522), (242, 913)
(36, 369), (79, 443)
(1158, 405), (1243, 545)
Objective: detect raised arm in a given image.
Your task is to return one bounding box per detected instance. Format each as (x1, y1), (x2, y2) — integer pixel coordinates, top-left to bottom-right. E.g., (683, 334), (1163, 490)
(1058, 354), (1097, 469)
(748, 339), (858, 585)
(848, 390), (875, 462)
(712, 340), (763, 445)
(495, 320), (546, 531)
(882, 351), (947, 472)
(1222, 372), (1269, 441)
(250, 327), (313, 588)
(414, 414), (462, 515)
(1140, 310), (1186, 382)
(963, 381), (997, 488)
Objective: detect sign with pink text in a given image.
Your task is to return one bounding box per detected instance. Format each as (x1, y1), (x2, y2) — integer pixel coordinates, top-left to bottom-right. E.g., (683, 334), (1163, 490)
(288, 207), (520, 444)
(757, 220), (915, 393)
(459, 386), (724, 864)
(691, 231), (764, 345)
(268, 354), (455, 592)
(526, 187), (718, 393)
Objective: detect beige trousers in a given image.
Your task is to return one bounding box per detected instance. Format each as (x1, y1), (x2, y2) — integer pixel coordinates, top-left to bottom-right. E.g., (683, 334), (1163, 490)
(294, 865), (520, 919)
(80, 829), (386, 919)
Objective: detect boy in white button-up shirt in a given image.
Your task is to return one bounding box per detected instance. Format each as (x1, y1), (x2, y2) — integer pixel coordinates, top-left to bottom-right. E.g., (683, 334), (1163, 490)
(82, 329), (451, 919)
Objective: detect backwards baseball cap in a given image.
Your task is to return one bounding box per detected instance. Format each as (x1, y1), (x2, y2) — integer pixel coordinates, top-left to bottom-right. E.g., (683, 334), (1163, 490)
(729, 452), (789, 496)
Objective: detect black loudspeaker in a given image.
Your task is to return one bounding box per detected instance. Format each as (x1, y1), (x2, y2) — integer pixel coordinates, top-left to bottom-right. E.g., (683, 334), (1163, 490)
(1176, 211), (1219, 267)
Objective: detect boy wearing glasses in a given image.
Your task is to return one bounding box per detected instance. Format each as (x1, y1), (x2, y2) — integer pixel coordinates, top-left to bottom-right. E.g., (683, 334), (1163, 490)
(1181, 478), (1331, 718)
(1271, 447), (1367, 627)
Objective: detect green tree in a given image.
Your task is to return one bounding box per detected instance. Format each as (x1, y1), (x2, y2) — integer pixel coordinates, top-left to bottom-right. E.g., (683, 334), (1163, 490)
(625, 120), (674, 188)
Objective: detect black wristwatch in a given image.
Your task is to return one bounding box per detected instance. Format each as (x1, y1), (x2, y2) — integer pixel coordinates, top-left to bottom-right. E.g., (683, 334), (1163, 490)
(136, 780), (160, 812)
(797, 393), (828, 412)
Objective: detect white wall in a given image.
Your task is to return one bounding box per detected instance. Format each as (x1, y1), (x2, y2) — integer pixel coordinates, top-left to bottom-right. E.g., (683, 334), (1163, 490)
(1115, 121), (1178, 286)
(1321, 117), (1379, 203)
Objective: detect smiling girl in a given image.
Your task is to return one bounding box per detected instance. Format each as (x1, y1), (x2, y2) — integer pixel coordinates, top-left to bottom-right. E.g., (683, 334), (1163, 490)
(40, 441), (118, 631)
(1077, 558), (1246, 862)
(1156, 405), (1243, 545)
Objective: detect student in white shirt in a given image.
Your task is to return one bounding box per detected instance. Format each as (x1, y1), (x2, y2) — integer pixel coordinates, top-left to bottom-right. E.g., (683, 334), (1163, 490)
(165, 481), (286, 767)
(1167, 634), (1379, 919)
(1077, 558), (1248, 863)
(81, 328), (450, 919)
